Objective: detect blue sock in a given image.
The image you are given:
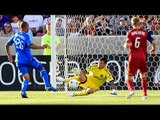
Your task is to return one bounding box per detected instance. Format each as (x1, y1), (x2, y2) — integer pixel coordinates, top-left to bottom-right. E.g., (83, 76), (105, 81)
(40, 70), (50, 88)
(21, 80), (29, 93)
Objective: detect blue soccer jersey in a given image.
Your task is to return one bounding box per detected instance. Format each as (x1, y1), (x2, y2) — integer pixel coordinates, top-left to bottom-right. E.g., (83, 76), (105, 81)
(7, 31), (33, 64)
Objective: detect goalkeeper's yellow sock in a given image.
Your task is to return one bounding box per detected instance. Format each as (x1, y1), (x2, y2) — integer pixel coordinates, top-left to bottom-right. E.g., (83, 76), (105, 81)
(74, 89), (88, 96)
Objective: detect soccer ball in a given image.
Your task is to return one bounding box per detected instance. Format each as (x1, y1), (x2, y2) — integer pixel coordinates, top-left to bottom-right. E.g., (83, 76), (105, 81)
(68, 79), (79, 89)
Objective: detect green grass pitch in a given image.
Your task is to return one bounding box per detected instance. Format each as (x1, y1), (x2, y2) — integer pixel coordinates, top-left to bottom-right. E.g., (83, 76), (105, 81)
(0, 90), (159, 104)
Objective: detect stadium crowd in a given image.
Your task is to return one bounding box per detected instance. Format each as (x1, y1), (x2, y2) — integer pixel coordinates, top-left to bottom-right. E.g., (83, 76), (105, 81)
(0, 15), (160, 37)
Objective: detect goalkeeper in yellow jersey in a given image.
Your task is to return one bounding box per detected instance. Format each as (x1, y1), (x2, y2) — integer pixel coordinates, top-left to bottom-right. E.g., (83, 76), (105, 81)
(61, 57), (117, 96)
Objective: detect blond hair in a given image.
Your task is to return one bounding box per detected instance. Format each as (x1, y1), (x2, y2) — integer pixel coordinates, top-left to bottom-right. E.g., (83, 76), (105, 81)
(131, 17), (140, 26)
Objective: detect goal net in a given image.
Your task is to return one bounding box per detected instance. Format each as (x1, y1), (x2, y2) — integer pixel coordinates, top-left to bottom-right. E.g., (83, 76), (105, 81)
(51, 15), (160, 91)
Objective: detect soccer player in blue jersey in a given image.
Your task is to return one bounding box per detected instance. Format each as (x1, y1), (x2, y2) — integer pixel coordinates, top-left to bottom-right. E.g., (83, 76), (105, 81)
(5, 21), (56, 98)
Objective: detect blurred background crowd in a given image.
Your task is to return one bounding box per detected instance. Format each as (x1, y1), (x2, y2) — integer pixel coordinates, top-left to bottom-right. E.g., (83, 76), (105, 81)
(0, 15), (160, 38)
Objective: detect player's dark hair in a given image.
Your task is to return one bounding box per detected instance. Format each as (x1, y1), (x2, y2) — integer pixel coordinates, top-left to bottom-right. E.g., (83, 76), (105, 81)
(99, 57), (107, 64)
(20, 21), (28, 29)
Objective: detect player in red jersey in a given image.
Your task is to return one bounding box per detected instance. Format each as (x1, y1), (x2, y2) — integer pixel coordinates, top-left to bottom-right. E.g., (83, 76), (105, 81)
(123, 17), (156, 100)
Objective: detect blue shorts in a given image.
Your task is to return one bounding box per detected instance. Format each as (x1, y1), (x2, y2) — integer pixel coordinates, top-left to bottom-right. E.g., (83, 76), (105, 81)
(16, 57), (42, 76)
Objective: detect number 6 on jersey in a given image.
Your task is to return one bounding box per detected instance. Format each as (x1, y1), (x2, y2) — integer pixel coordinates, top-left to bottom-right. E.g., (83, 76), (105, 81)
(135, 37), (141, 48)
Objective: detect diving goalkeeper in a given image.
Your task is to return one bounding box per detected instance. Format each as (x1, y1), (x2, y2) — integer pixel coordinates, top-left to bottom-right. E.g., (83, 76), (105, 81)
(60, 57), (117, 96)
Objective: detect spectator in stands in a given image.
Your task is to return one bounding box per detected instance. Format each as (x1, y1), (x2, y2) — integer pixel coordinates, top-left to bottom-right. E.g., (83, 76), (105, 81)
(116, 17), (129, 35)
(150, 20), (157, 32)
(41, 22), (61, 55)
(147, 20), (153, 29)
(143, 15), (149, 21)
(11, 15), (19, 33)
(79, 16), (96, 36)
(5, 15), (23, 22)
(154, 24), (160, 35)
(157, 19), (160, 26)
(0, 15), (10, 32)
(56, 16), (65, 28)
(41, 15), (160, 36)
(94, 15), (102, 29)
(157, 15), (160, 19)
(140, 20), (148, 29)
(66, 15), (86, 37)
(66, 22), (71, 37)
(109, 18), (119, 32)
(23, 15), (43, 36)
(55, 18), (65, 36)
(42, 15), (50, 19)
(42, 16), (50, 34)
(0, 22), (14, 37)
(70, 20), (80, 37)
(140, 20), (154, 35)
(148, 15), (154, 21)
(17, 20), (33, 40)
(114, 15), (121, 25)
(122, 15), (131, 27)
(96, 19), (112, 35)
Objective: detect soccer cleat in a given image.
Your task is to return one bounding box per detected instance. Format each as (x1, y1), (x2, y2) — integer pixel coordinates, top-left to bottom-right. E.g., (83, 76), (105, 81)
(45, 86), (57, 92)
(67, 92), (75, 97)
(142, 96), (148, 100)
(21, 92), (28, 98)
(125, 90), (135, 99)
(110, 91), (117, 96)
(110, 89), (117, 96)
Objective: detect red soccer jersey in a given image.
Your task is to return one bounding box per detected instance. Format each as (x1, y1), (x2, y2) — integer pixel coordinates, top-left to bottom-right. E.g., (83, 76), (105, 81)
(126, 28), (149, 75)
(126, 28), (148, 58)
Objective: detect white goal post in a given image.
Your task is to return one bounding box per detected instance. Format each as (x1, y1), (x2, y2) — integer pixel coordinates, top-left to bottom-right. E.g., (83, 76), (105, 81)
(50, 15), (57, 88)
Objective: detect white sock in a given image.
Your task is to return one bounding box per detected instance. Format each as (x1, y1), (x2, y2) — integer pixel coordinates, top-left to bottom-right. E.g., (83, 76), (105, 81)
(111, 89), (116, 93)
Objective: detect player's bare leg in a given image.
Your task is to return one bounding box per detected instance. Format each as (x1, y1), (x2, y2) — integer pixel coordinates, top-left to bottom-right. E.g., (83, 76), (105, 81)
(109, 80), (117, 95)
(140, 73), (148, 100)
(126, 74), (135, 99)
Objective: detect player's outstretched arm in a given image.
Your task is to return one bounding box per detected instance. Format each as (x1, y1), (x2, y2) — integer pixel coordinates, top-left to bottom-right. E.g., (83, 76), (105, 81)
(150, 40), (156, 54)
(30, 44), (50, 49)
(4, 43), (13, 63)
(56, 76), (79, 83)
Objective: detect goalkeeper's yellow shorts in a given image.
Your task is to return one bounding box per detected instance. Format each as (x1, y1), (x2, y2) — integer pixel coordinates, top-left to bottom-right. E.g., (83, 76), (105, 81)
(79, 75), (99, 90)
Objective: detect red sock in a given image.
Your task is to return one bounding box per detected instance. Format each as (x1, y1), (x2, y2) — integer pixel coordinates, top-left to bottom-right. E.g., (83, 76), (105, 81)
(126, 80), (134, 91)
(141, 78), (147, 96)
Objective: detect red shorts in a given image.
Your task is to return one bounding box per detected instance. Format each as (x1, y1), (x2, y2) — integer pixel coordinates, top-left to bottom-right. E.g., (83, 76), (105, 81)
(127, 55), (148, 76)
